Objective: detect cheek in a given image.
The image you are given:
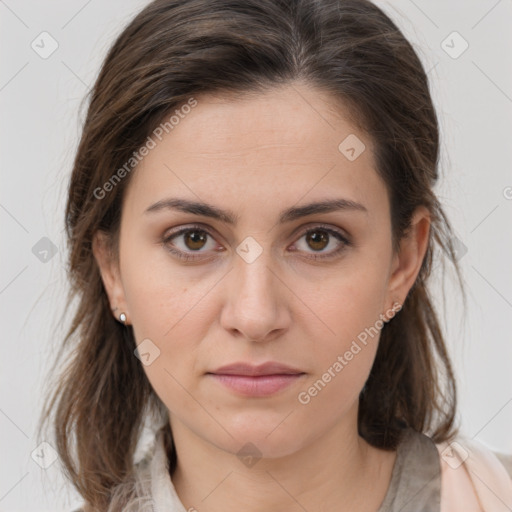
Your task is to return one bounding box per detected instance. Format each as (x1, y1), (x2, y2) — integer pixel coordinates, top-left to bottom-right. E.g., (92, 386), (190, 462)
(124, 269), (207, 418)
(120, 236), (202, 335)
(294, 310), (382, 429)
(119, 238), (224, 374)
(296, 262), (387, 348)
(292, 264), (387, 402)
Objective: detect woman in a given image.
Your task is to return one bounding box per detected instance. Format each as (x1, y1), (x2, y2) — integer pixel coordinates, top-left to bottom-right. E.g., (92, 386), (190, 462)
(38, 0), (512, 511)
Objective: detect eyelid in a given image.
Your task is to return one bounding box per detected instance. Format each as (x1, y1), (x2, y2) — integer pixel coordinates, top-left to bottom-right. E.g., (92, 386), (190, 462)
(162, 222), (226, 246)
(161, 222), (351, 260)
(163, 221), (351, 242)
(290, 222), (351, 242)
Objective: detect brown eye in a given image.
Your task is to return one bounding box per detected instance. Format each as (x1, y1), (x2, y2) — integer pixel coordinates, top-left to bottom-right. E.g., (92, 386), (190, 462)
(292, 226), (351, 260)
(182, 230), (208, 251)
(162, 225), (218, 261)
(305, 230), (330, 251)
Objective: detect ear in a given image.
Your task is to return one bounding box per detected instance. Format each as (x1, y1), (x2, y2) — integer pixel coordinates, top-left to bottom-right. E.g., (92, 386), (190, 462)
(386, 205), (431, 310)
(92, 230), (130, 324)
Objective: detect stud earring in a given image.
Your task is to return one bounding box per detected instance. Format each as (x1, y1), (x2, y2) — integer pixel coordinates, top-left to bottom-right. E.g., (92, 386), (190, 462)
(383, 299), (402, 323)
(119, 312), (127, 324)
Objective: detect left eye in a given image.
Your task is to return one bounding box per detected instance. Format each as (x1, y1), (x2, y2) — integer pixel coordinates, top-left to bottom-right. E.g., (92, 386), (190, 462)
(162, 224), (351, 261)
(290, 227), (350, 259)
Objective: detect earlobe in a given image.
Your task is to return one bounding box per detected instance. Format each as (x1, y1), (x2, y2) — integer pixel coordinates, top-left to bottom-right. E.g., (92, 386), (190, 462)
(92, 230), (130, 324)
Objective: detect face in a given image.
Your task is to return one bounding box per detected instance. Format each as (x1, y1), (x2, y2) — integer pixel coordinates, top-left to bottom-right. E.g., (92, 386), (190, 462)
(94, 82), (429, 459)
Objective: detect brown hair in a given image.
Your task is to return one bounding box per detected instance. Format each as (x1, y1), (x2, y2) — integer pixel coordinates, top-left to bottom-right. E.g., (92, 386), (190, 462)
(38, 0), (466, 509)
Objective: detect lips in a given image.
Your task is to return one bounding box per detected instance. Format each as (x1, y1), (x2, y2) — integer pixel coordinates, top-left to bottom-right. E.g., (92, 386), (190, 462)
(208, 361), (304, 376)
(206, 362), (306, 397)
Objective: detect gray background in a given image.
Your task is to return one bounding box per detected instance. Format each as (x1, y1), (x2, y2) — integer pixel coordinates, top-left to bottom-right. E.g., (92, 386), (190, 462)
(1, 0), (511, 510)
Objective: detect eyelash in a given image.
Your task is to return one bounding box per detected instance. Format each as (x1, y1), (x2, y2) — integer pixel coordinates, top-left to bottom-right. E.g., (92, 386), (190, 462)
(161, 223), (352, 262)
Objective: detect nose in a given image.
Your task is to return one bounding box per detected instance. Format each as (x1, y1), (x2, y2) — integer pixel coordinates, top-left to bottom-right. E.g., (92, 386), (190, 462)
(220, 250), (291, 343)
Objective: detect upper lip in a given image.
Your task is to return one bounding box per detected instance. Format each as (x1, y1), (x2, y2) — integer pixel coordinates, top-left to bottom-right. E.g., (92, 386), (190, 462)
(208, 362), (305, 376)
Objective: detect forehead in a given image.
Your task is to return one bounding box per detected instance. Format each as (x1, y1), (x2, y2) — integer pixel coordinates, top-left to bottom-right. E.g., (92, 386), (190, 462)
(123, 83), (388, 223)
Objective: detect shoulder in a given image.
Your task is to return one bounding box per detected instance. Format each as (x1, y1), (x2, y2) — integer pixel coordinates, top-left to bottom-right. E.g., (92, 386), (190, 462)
(434, 434), (512, 512)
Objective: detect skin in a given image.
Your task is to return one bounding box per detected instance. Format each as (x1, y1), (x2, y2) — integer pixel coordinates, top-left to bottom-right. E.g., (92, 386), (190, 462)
(93, 81), (430, 512)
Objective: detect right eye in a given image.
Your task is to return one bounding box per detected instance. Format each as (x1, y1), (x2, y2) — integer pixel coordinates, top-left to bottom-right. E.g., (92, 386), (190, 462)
(161, 225), (221, 261)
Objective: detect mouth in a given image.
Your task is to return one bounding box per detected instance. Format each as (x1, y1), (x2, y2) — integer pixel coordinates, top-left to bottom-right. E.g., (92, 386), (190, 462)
(206, 361), (306, 397)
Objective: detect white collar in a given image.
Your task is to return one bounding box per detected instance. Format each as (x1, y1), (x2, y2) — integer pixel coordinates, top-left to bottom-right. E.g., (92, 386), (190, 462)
(138, 427), (188, 512)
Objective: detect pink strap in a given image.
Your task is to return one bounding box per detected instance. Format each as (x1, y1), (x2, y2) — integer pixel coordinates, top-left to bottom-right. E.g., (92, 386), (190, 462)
(436, 437), (512, 512)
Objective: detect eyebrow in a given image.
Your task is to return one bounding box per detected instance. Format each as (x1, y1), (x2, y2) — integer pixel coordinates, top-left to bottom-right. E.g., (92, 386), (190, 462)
(144, 197), (368, 224)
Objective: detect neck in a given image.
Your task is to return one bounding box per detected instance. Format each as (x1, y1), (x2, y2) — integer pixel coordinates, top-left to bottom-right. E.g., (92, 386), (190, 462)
(169, 407), (396, 512)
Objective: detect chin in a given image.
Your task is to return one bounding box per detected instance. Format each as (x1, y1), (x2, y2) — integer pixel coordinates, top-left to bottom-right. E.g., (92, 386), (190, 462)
(203, 412), (312, 460)
(216, 433), (308, 463)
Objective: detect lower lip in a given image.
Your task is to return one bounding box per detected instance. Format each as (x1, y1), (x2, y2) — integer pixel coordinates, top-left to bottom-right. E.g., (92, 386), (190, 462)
(208, 373), (305, 397)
